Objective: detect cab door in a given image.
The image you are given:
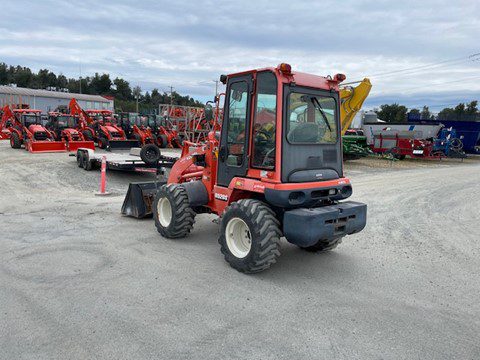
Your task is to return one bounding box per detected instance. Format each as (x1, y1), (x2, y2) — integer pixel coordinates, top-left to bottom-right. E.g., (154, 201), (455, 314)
(217, 74), (253, 187)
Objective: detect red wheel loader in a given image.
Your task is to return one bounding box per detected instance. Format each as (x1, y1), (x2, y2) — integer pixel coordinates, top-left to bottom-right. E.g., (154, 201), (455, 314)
(122, 64), (367, 273)
(0, 106), (67, 152)
(47, 112), (95, 152)
(68, 99), (139, 150)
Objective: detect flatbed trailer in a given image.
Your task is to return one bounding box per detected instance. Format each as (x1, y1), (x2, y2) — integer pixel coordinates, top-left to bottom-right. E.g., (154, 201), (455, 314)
(74, 147), (178, 172)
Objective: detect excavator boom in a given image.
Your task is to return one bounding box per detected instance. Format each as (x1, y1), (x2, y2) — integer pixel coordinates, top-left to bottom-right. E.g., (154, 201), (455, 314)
(340, 78), (372, 135)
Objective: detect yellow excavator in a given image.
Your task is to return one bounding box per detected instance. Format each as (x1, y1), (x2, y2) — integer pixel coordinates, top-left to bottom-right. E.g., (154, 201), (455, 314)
(339, 78), (372, 159)
(340, 78), (372, 134)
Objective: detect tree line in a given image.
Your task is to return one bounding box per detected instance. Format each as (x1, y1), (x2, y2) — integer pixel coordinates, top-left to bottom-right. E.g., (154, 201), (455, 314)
(375, 101), (479, 123)
(0, 63), (204, 112)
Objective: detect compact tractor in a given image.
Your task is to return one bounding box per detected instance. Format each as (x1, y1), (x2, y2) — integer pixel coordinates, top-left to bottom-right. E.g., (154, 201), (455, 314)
(125, 64), (367, 273)
(47, 112), (95, 151)
(118, 112), (156, 146)
(0, 106), (67, 152)
(144, 114), (182, 148)
(68, 99), (139, 150)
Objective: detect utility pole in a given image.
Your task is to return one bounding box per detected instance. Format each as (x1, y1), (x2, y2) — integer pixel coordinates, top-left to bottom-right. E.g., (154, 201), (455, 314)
(169, 86), (174, 106)
(79, 63), (82, 94)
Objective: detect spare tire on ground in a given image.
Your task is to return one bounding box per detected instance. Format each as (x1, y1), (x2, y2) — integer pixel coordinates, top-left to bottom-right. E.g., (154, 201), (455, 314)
(140, 144), (162, 165)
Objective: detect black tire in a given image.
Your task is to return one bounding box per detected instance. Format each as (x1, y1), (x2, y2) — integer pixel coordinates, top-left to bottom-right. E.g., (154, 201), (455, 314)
(299, 237), (343, 252)
(10, 132), (21, 149)
(219, 199), (282, 274)
(153, 184), (196, 238)
(134, 133), (143, 145)
(157, 134), (168, 148)
(140, 144), (162, 165)
(98, 137), (108, 149)
(76, 150), (84, 168)
(82, 130), (93, 141)
(82, 151), (92, 171)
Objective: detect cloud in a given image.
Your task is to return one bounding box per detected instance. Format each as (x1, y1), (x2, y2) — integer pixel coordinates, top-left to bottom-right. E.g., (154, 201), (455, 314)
(0, 0), (479, 109)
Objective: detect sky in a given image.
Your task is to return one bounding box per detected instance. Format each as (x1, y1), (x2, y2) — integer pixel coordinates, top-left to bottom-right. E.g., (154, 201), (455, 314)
(0, 0), (479, 112)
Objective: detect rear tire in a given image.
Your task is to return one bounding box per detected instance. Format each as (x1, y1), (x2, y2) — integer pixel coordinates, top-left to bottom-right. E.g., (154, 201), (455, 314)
(153, 184), (196, 238)
(10, 132), (21, 149)
(98, 137), (108, 149)
(219, 199), (282, 274)
(82, 130), (93, 141)
(134, 133), (143, 145)
(299, 238), (343, 252)
(157, 134), (168, 148)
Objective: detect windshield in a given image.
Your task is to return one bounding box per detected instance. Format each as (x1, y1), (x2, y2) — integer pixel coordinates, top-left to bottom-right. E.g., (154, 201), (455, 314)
(57, 115), (77, 128)
(22, 114), (41, 127)
(286, 93), (337, 144)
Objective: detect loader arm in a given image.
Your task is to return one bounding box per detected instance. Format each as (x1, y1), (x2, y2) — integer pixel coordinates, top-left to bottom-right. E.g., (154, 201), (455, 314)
(1, 105), (18, 129)
(68, 98), (94, 128)
(339, 78), (372, 135)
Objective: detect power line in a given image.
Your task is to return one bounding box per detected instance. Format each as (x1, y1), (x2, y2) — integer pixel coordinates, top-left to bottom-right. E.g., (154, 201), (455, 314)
(367, 52), (480, 78)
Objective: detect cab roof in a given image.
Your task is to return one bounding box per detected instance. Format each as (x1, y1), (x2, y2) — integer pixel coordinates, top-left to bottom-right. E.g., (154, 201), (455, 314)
(225, 64), (344, 92)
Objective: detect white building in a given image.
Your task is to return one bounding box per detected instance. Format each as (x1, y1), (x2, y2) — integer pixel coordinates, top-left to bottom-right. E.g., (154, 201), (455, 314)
(0, 85), (114, 112)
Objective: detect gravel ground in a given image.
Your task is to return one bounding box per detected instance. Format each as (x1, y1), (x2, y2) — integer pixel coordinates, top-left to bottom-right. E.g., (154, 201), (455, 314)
(0, 141), (479, 360)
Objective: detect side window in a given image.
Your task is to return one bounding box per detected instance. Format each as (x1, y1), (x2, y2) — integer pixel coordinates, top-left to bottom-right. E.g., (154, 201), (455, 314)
(252, 72), (277, 169)
(226, 81), (248, 166)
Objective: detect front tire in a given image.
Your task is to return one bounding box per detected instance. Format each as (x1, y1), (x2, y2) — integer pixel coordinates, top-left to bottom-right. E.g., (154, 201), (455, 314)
(299, 237), (343, 252)
(219, 199), (282, 274)
(10, 132), (21, 149)
(153, 184), (196, 238)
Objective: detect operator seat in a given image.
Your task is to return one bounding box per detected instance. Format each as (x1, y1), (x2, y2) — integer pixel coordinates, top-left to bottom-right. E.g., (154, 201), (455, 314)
(287, 122), (319, 143)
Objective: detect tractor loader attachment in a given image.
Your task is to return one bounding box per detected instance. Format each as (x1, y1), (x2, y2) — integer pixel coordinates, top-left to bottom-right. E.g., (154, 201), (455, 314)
(121, 181), (165, 218)
(66, 140), (95, 152)
(26, 140), (67, 153)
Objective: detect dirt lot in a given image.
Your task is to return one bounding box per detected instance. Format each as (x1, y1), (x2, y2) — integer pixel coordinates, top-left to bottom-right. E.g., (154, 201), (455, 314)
(0, 141), (479, 360)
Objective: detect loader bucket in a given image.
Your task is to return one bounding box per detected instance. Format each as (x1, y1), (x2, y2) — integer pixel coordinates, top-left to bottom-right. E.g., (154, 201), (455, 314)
(108, 139), (141, 150)
(67, 141), (95, 152)
(27, 140), (67, 153)
(121, 181), (165, 218)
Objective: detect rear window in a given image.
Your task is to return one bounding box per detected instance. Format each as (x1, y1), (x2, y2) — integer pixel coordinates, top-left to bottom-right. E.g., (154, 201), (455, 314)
(286, 93), (337, 144)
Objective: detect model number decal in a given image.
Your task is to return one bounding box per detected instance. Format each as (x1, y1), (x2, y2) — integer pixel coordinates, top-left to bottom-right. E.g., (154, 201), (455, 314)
(214, 193), (228, 201)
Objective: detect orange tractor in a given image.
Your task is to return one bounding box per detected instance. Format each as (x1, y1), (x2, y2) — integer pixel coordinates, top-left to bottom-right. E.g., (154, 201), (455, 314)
(0, 106), (67, 152)
(118, 113), (156, 146)
(68, 99), (139, 150)
(124, 64), (367, 273)
(47, 111), (95, 151)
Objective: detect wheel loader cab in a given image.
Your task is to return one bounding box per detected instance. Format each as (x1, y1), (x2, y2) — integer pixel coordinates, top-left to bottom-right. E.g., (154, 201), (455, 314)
(217, 64), (344, 188)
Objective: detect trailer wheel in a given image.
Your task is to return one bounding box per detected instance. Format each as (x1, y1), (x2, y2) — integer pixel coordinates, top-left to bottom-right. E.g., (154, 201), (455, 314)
(82, 151), (92, 171)
(10, 132), (21, 149)
(153, 184), (196, 238)
(157, 134), (168, 148)
(219, 199), (282, 273)
(299, 237), (343, 252)
(140, 144), (162, 165)
(76, 150), (84, 168)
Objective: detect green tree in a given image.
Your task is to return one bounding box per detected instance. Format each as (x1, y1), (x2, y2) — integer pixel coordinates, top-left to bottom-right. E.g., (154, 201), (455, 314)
(465, 100), (478, 115)
(113, 78), (132, 100)
(420, 105), (433, 120)
(376, 103), (408, 123)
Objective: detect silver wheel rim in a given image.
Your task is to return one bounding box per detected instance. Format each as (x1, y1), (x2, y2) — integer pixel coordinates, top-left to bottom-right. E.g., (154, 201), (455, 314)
(157, 197), (172, 227)
(225, 217), (252, 258)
